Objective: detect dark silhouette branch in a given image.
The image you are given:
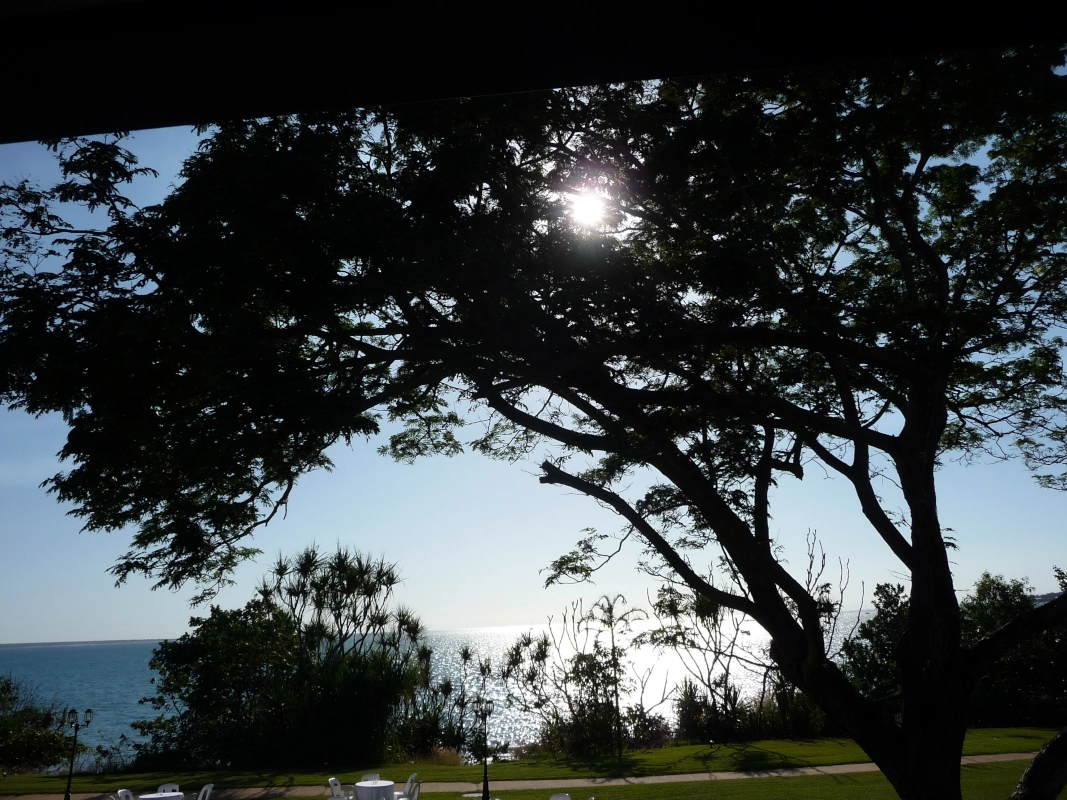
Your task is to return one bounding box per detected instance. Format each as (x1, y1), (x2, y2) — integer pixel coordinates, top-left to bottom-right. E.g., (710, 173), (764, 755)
(801, 434), (917, 571)
(968, 591), (1067, 675)
(1009, 726), (1067, 800)
(538, 459), (760, 620)
(474, 383), (623, 454)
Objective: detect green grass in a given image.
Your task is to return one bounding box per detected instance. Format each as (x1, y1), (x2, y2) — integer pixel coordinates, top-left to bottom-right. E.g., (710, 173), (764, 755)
(0, 728), (1057, 796)
(424, 761), (1063, 800)
(17, 762), (1050, 800)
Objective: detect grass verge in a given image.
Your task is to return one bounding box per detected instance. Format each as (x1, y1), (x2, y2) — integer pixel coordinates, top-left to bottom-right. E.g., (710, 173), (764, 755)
(0, 728), (1056, 796)
(425, 760), (1063, 800)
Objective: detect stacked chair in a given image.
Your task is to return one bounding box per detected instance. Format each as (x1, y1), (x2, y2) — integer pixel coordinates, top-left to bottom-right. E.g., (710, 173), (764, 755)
(394, 774), (418, 800)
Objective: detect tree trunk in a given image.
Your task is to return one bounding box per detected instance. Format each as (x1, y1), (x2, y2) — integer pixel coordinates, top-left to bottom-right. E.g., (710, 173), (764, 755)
(768, 595), (969, 800)
(1009, 727), (1067, 800)
(808, 664), (966, 800)
(891, 574), (969, 800)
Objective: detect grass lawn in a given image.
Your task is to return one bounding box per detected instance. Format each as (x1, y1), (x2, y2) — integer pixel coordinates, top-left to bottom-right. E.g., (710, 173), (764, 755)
(426, 761), (1064, 800)
(0, 728), (1057, 796)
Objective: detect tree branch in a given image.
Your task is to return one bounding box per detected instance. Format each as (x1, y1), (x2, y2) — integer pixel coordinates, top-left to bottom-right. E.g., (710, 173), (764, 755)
(801, 434), (917, 571)
(474, 383), (623, 454)
(1009, 725), (1067, 800)
(621, 382), (901, 455)
(538, 460), (760, 620)
(968, 591), (1067, 675)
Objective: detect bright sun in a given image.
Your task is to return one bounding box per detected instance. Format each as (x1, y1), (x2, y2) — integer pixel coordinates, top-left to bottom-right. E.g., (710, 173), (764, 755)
(571, 193), (605, 226)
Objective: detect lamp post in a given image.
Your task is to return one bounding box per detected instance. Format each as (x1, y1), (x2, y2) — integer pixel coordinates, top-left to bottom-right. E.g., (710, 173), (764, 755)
(62, 708), (92, 800)
(471, 697), (494, 800)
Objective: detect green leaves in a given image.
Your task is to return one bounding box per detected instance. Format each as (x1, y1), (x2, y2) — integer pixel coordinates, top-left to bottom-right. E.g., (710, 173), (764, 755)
(134, 546), (452, 767)
(840, 583), (909, 706)
(0, 676), (82, 774)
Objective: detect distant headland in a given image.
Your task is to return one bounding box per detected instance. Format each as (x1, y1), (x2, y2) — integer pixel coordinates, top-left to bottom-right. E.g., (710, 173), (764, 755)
(0, 638), (160, 648)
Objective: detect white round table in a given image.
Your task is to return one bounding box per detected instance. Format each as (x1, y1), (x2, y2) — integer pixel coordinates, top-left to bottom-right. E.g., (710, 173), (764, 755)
(139, 793), (183, 800)
(354, 781), (395, 800)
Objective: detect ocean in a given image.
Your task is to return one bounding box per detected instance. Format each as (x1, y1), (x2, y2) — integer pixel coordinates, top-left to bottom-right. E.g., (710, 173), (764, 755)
(0, 616), (867, 757)
(0, 629), (552, 753)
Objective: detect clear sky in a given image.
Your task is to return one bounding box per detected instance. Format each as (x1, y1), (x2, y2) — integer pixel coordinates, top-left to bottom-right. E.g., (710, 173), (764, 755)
(1, 127), (1064, 644)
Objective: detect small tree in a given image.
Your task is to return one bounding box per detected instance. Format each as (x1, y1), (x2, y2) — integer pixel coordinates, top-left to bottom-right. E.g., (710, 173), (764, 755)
(133, 599), (304, 767)
(501, 597), (647, 757)
(961, 572), (1067, 727)
(0, 675), (81, 775)
(840, 583), (910, 708)
(135, 545), (472, 767)
(586, 594), (646, 759)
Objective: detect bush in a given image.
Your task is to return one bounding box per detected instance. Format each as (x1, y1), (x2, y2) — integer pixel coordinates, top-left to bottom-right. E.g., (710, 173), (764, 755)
(502, 596), (645, 758)
(0, 675), (83, 774)
(624, 704), (670, 750)
(133, 546), (486, 769)
(671, 673), (842, 743)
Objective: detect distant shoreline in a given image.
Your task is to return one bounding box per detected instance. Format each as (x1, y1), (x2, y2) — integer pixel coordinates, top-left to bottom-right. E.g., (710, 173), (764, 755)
(11, 601), (1060, 649)
(0, 625), (553, 648)
(0, 638), (161, 648)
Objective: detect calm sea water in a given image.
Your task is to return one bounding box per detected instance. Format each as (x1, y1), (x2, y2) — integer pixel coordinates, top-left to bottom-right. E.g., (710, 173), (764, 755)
(0, 640), (157, 753)
(0, 616), (867, 756)
(0, 629), (549, 752)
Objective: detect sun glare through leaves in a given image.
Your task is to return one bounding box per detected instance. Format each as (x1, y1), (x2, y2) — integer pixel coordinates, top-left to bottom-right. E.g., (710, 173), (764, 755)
(570, 192), (605, 227)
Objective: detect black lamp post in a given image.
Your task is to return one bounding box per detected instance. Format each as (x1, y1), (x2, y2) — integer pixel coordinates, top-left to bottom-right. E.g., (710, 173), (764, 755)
(62, 708), (92, 800)
(472, 697), (494, 800)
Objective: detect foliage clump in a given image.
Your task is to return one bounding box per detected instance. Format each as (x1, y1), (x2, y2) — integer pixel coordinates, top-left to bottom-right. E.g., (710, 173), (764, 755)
(842, 571), (1067, 727)
(0, 675), (83, 775)
(502, 595), (670, 757)
(133, 546), (485, 768)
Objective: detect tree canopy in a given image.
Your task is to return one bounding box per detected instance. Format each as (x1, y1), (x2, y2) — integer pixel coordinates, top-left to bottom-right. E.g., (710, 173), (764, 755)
(4, 44), (1067, 800)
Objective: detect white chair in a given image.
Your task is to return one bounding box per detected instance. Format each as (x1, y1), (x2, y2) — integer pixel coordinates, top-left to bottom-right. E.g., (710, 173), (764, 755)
(394, 774), (417, 800)
(116, 791), (134, 800)
(406, 785), (421, 800)
(328, 778), (349, 799)
(549, 794), (571, 800)
(360, 774), (380, 782)
(195, 784), (214, 800)
(159, 785), (180, 795)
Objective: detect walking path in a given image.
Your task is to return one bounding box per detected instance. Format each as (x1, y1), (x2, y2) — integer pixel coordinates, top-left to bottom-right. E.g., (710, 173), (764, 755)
(2, 752), (1036, 800)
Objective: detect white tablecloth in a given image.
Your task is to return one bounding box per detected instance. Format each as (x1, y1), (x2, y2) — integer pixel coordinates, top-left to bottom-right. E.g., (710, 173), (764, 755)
(355, 781), (395, 800)
(139, 793), (183, 800)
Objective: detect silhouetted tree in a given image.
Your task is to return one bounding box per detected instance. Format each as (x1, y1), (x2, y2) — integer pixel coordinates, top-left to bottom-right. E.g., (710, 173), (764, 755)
(0, 675), (82, 774)
(841, 583), (911, 707)
(4, 44), (1067, 799)
(587, 594), (646, 759)
(501, 598), (639, 757)
(133, 599), (304, 767)
(135, 546), (474, 766)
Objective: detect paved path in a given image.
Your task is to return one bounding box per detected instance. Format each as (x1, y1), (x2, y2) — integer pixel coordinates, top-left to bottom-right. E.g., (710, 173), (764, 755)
(1, 752), (1036, 800)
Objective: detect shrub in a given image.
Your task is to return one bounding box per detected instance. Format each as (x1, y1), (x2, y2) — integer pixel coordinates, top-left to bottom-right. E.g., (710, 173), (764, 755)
(0, 675), (83, 774)
(134, 545), (487, 768)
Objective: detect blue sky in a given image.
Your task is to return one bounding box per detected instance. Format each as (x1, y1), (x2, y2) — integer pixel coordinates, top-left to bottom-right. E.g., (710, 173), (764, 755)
(1, 128), (1064, 644)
